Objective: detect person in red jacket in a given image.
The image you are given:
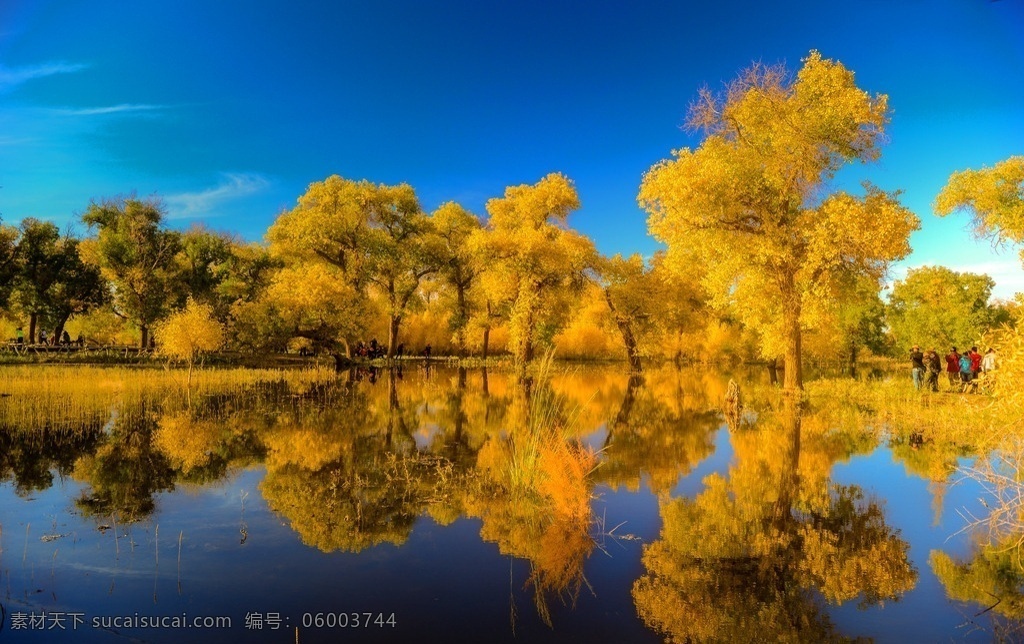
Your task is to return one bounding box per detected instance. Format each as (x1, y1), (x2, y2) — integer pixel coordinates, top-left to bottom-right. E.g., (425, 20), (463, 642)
(945, 347), (960, 390)
(969, 346), (983, 381)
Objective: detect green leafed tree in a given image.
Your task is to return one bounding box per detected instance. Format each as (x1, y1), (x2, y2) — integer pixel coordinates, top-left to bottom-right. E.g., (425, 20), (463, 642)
(639, 51), (919, 391)
(45, 236), (107, 343)
(82, 197), (183, 348)
(10, 219), (107, 343)
(11, 218), (63, 342)
(886, 265), (997, 352)
(0, 219), (19, 309)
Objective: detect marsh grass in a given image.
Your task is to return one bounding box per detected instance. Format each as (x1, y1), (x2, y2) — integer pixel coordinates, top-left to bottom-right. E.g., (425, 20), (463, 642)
(799, 377), (1003, 451)
(0, 365), (339, 432)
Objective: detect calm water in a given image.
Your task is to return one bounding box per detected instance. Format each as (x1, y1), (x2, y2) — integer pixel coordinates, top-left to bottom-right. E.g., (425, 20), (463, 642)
(0, 364), (1013, 642)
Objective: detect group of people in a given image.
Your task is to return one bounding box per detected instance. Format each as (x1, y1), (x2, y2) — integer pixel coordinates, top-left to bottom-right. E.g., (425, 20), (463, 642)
(12, 327), (74, 346)
(353, 340), (425, 359)
(354, 339), (389, 359)
(910, 345), (996, 393)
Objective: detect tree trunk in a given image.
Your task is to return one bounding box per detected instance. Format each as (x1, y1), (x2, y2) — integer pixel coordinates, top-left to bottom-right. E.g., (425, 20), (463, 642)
(604, 289), (642, 373)
(606, 373), (643, 449)
(140, 325), (149, 350)
(482, 326), (490, 361)
(387, 315), (401, 359)
(767, 359), (779, 386)
(848, 343), (858, 379)
(53, 312), (72, 345)
(782, 303), (803, 393)
(29, 312), (38, 344)
(523, 314), (535, 363)
(455, 286), (467, 357)
(331, 352), (346, 372)
(773, 397), (802, 530)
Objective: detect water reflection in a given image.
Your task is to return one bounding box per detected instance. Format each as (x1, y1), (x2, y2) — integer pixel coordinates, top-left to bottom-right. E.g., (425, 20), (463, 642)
(0, 365), (948, 640)
(633, 401), (918, 641)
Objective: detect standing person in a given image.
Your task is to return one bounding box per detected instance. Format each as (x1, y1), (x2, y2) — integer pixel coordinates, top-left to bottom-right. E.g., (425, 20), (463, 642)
(924, 348), (941, 392)
(945, 347), (961, 390)
(910, 345), (925, 391)
(39, 329), (48, 345)
(982, 347), (996, 373)
(959, 351), (974, 393)
(15, 327), (23, 345)
(969, 346), (982, 381)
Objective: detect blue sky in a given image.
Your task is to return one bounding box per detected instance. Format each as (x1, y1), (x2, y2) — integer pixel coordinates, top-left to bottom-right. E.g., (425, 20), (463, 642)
(1, 0), (1023, 297)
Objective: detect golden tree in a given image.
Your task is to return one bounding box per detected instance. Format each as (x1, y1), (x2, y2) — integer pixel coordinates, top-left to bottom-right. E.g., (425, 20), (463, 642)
(935, 155), (1024, 259)
(639, 51), (918, 391)
(432, 201), (483, 355)
(155, 298), (224, 384)
(268, 175), (437, 359)
(472, 173), (597, 378)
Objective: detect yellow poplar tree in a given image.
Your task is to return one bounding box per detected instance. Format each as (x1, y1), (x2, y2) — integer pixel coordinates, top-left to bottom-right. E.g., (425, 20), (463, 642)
(267, 175), (436, 360)
(472, 173), (597, 378)
(432, 201), (483, 355)
(639, 51), (919, 391)
(155, 298), (224, 384)
(935, 155), (1024, 258)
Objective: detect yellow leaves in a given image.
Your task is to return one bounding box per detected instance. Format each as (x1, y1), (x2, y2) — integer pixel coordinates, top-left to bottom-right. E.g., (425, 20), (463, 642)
(935, 155), (1024, 246)
(266, 263), (369, 338)
(640, 53), (911, 377)
(475, 173), (597, 369)
(155, 298), (223, 364)
(153, 413), (223, 473)
(485, 172), (580, 230)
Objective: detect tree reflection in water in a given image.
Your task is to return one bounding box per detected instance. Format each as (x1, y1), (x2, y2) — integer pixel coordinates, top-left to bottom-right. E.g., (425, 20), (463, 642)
(633, 399), (918, 642)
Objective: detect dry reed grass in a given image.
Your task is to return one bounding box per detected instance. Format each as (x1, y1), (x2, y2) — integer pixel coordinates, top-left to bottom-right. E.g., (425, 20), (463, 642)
(0, 365), (338, 432)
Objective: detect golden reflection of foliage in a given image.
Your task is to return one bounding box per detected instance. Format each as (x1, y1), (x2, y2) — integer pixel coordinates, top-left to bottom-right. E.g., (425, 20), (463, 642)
(633, 402), (916, 642)
(596, 366), (732, 494)
(260, 462), (414, 553)
(262, 424), (354, 471)
(260, 450), (459, 554)
(548, 367), (627, 434)
(633, 494), (834, 643)
(930, 543), (1024, 620)
(153, 413), (223, 473)
(796, 487), (917, 606)
(464, 478), (596, 628)
(464, 376), (601, 627)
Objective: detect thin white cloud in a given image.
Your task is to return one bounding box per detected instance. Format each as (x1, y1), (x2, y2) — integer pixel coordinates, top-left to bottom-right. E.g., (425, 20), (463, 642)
(0, 62), (88, 90)
(164, 173), (271, 219)
(0, 135), (35, 147)
(49, 103), (166, 117)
